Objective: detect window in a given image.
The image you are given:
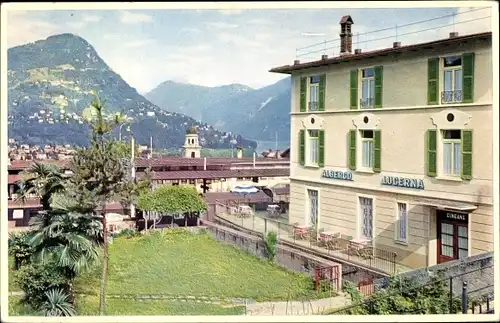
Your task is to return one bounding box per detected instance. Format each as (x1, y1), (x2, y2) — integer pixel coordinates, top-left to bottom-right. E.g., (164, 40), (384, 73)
(442, 130), (461, 176)
(396, 203), (408, 243)
(308, 76), (320, 111)
(442, 56), (462, 104)
(307, 130), (319, 166)
(457, 225), (468, 259)
(361, 68), (375, 109)
(307, 189), (318, 227)
(13, 209), (24, 220)
(359, 197), (373, 240)
(360, 130), (374, 168)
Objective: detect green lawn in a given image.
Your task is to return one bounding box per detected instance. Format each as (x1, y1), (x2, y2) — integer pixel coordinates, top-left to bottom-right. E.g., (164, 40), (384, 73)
(75, 229), (316, 302)
(9, 228), (320, 315)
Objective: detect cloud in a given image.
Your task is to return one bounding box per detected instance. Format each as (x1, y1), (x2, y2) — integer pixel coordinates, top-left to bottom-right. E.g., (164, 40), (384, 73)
(218, 9), (244, 15)
(205, 21), (239, 29)
(125, 39), (156, 48)
(82, 14), (102, 23)
(6, 11), (59, 47)
(217, 32), (263, 49)
(120, 11), (153, 24)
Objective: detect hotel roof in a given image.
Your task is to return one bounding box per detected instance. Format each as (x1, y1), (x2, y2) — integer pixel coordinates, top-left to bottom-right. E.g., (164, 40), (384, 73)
(269, 32), (492, 74)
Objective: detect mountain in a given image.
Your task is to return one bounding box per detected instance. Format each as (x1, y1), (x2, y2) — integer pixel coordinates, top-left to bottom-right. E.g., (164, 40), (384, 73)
(146, 78), (291, 144)
(7, 34), (256, 150)
(145, 81), (253, 122)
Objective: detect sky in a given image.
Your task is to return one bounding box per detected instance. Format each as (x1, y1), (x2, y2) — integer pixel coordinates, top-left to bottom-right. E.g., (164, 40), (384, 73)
(5, 3), (493, 94)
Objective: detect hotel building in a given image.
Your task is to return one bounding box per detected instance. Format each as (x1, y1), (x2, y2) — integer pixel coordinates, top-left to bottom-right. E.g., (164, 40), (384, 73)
(270, 16), (493, 269)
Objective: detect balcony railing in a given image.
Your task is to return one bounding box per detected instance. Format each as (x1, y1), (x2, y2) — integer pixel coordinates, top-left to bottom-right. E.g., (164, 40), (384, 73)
(360, 98), (374, 109)
(308, 101), (319, 111)
(441, 90), (462, 104)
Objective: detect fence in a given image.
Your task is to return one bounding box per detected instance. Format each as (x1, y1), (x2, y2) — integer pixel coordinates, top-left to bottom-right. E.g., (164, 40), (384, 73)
(327, 264), (494, 315)
(213, 208), (397, 276)
(203, 219), (342, 291)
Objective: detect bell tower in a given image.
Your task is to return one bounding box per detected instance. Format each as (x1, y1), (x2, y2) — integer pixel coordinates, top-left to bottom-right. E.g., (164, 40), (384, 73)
(183, 126), (202, 158)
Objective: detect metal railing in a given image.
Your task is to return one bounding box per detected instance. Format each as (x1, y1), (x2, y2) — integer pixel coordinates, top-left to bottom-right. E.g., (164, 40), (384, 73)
(360, 98), (374, 109)
(441, 90), (463, 104)
(308, 101), (319, 111)
(327, 264), (494, 315)
(217, 211), (398, 275)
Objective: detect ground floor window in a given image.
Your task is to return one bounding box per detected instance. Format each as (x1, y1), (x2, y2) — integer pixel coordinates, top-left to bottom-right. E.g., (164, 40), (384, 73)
(359, 197), (373, 240)
(437, 210), (469, 264)
(396, 202), (408, 243)
(307, 189), (318, 227)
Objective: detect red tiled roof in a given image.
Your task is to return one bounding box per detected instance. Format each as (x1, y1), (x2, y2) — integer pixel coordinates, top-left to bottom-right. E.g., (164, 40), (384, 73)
(274, 186), (290, 195)
(8, 174), (22, 184)
(8, 198), (124, 211)
(142, 168), (290, 181)
(8, 156), (290, 171)
(269, 32), (492, 74)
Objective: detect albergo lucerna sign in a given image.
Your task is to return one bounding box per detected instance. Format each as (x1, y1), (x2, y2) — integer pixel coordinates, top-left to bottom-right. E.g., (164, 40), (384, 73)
(322, 169), (353, 181)
(381, 175), (424, 190)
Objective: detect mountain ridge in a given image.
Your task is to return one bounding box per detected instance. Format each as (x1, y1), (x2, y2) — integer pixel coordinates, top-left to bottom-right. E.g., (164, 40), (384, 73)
(7, 33), (256, 150)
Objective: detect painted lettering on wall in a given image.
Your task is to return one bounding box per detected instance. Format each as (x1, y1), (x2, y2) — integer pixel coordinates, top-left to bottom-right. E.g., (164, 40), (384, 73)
(444, 212), (468, 222)
(381, 175), (425, 190)
(322, 169), (353, 181)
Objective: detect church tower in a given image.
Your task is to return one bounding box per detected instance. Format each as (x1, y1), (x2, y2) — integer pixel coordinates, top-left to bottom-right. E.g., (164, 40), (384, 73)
(183, 126), (202, 158)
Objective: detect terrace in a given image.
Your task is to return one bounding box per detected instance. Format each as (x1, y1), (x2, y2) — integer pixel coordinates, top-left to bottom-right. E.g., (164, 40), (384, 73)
(217, 210), (413, 276)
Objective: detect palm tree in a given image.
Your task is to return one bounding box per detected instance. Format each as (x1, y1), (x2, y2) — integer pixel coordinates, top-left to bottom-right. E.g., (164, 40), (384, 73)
(8, 231), (33, 269)
(40, 288), (76, 317)
(16, 162), (67, 211)
(28, 209), (103, 303)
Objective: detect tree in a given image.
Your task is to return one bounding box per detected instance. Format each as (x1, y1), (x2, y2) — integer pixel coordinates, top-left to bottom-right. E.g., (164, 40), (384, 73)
(8, 231), (33, 270)
(117, 167), (152, 219)
(15, 162), (67, 210)
(70, 93), (129, 314)
(138, 185), (207, 228)
(28, 209), (103, 302)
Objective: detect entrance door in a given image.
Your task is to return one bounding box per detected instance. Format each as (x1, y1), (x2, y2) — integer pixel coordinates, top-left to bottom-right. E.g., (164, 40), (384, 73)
(437, 210), (469, 264)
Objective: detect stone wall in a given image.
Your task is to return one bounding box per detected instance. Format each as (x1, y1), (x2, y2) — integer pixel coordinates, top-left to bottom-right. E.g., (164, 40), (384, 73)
(374, 251), (494, 297)
(203, 221), (343, 290)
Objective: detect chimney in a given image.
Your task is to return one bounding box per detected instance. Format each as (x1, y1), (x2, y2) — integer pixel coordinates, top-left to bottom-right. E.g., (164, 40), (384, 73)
(354, 48), (362, 54)
(293, 59), (300, 65)
(339, 15), (354, 56)
(321, 54), (328, 60)
(449, 32), (459, 38)
(393, 41), (401, 48)
(276, 150), (281, 159)
(236, 146), (243, 159)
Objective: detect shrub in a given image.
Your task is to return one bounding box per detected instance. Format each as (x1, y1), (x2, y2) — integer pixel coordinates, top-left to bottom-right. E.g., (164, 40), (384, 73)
(40, 288), (76, 316)
(8, 231), (33, 270)
(112, 228), (140, 239)
(263, 231), (278, 261)
(14, 262), (70, 310)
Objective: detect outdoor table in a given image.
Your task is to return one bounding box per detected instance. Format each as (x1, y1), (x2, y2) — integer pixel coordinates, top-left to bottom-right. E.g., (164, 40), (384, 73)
(348, 238), (373, 258)
(266, 204), (280, 216)
(319, 231), (339, 248)
(293, 224), (310, 239)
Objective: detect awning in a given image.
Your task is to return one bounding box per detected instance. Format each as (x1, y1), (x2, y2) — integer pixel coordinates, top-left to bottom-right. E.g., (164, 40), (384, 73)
(415, 198), (477, 212)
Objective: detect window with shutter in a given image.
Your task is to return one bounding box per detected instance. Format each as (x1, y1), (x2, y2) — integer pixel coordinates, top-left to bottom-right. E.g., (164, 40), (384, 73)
(348, 130), (357, 170)
(318, 74), (326, 111)
(461, 53), (475, 103)
(427, 129), (437, 177)
(350, 70), (359, 110)
(300, 77), (307, 112)
(373, 130), (381, 172)
(299, 130), (305, 166)
(318, 130), (325, 167)
(374, 66), (383, 108)
(427, 58), (439, 105)
(461, 130), (473, 180)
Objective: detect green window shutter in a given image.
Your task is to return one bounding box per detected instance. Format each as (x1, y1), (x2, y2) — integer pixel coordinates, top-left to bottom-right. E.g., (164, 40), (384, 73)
(462, 52), (475, 103)
(374, 66), (383, 108)
(319, 74), (326, 111)
(300, 77), (307, 112)
(373, 130), (381, 172)
(350, 70), (358, 110)
(461, 130), (473, 180)
(318, 130), (325, 167)
(427, 58), (439, 105)
(348, 130), (357, 170)
(426, 129), (437, 177)
(299, 130), (305, 166)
